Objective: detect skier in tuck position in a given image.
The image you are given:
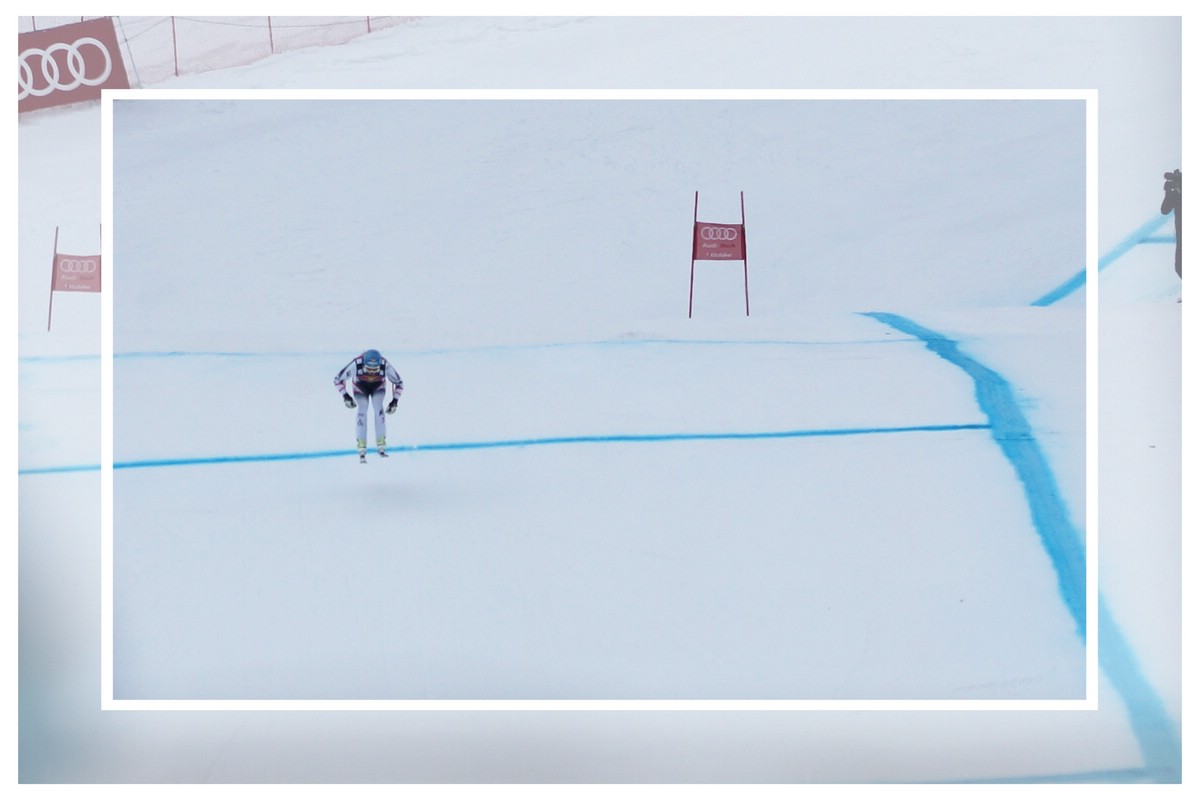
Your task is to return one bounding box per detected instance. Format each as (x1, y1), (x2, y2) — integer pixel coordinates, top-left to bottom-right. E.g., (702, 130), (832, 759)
(334, 349), (404, 462)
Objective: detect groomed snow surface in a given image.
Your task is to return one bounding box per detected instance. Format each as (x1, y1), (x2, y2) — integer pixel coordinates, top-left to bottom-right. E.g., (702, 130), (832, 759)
(17, 14), (1183, 786)
(105, 98), (1087, 703)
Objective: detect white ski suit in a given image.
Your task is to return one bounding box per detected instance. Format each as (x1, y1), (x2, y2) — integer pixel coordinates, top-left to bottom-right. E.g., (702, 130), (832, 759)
(334, 352), (404, 449)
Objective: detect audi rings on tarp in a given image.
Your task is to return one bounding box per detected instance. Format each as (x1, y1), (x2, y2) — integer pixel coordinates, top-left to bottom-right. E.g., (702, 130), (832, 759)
(689, 191), (750, 317)
(697, 225), (742, 243)
(18, 17), (130, 113)
(53, 254), (102, 293)
(47, 227), (102, 331)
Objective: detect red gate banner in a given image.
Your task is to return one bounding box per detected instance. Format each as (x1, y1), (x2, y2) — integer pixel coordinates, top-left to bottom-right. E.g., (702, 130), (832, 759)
(18, 17), (131, 113)
(689, 192), (750, 317)
(52, 253), (102, 293)
(692, 222), (746, 261)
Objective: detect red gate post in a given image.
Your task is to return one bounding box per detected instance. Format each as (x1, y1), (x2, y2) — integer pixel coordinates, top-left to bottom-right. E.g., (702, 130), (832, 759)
(47, 227), (59, 331)
(741, 191), (750, 316)
(689, 191), (750, 318)
(47, 227), (103, 331)
(171, 16), (180, 77)
(688, 191), (699, 318)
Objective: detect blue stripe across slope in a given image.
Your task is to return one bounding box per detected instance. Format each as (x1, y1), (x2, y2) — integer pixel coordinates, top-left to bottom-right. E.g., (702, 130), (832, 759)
(100, 422), (984, 472)
(17, 422), (988, 475)
(864, 311), (1180, 783)
(18, 335), (907, 366)
(864, 311), (1086, 632)
(1031, 214), (1172, 306)
(1097, 599), (1181, 782)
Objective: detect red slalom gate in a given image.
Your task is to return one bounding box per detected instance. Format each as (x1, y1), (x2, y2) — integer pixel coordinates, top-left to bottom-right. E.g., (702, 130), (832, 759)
(689, 191), (749, 318)
(47, 227), (102, 331)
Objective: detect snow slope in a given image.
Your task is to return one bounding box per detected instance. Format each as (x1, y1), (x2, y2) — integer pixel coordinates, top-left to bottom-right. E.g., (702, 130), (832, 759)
(16, 12), (1184, 786)
(102, 95), (1087, 704)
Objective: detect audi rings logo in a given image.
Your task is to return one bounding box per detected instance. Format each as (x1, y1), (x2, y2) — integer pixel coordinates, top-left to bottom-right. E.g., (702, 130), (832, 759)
(699, 226), (740, 241)
(58, 258), (99, 274)
(18, 38), (113, 100)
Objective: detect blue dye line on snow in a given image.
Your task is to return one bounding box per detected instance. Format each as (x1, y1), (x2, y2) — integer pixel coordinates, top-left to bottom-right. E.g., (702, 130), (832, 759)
(19, 463), (103, 476)
(19, 336), (907, 366)
(863, 312), (1086, 633)
(18, 422), (988, 476)
(864, 311), (1180, 783)
(1031, 214), (1173, 306)
(1097, 598), (1182, 782)
(17, 353), (100, 364)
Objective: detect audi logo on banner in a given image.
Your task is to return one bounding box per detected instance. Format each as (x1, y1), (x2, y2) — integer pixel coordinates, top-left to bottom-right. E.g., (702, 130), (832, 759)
(18, 18), (130, 114)
(53, 252), (102, 293)
(692, 221), (746, 261)
(57, 258), (99, 274)
(18, 38), (113, 99)
(698, 226), (740, 242)
(689, 192), (750, 318)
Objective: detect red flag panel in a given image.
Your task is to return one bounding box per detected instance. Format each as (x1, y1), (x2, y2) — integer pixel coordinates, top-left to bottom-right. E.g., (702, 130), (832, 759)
(53, 253), (102, 293)
(692, 222), (746, 261)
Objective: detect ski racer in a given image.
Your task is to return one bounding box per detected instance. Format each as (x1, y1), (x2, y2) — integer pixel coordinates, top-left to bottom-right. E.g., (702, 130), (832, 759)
(334, 349), (403, 461)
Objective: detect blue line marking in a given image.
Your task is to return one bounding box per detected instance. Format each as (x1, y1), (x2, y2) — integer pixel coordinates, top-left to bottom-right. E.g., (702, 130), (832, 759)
(864, 311), (1179, 783)
(18, 336), (907, 366)
(1031, 214), (1173, 306)
(863, 312), (1086, 633)
(17, 353), (100, 364)
(391, 423), (986, 454)
(1098, 598), (1182, 782)
(18, 463), (103, 476)
(17, 422), (988, 475)
(394, 337), (904, 357)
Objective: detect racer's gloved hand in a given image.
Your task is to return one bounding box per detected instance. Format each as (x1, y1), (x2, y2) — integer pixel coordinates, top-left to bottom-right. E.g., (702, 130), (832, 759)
(386, 398), (399, 414)
(343, 393), (356, 409)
